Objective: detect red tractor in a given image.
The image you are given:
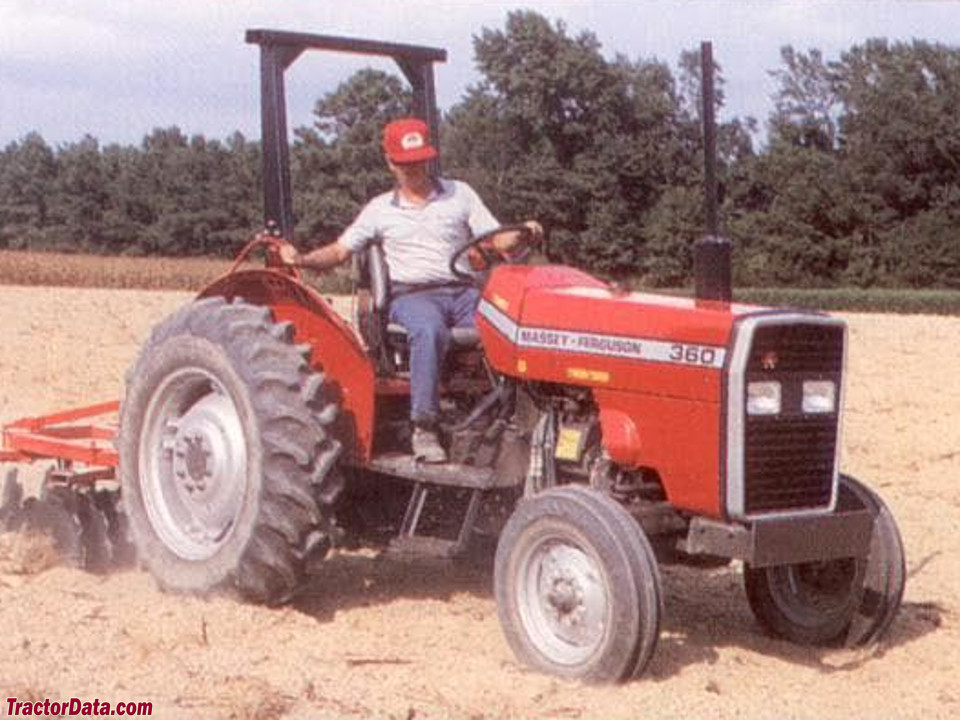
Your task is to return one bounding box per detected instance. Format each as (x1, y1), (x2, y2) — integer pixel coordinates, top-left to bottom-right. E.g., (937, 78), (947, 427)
(0, 30), (904, 683)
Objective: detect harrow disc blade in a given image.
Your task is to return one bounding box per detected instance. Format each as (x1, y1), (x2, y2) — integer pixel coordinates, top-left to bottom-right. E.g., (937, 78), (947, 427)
(74, 492), (111, 573)
(21, 489), (85, 568)
(93, 490), (136, 569)
(0, 467), (25, 532)
(1, 467), (134, 573)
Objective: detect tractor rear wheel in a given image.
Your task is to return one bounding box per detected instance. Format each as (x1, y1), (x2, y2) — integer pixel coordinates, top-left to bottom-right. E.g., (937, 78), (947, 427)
(495, 485), (662, 683)
(744, 475), (905, 646)
(118, 297), (342, 604)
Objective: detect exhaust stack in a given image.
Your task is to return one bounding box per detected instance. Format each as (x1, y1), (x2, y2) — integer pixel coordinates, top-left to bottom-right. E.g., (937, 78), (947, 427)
(694, 41), (732, 302)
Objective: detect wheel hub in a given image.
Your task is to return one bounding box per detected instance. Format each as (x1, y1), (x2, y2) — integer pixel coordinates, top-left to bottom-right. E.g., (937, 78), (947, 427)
(519, 541), (609, 664)
(177, 434), (211, 492)
(547, 576), (582, 616)
(141, 370), (248, 561)
(785, 558), (858, 612)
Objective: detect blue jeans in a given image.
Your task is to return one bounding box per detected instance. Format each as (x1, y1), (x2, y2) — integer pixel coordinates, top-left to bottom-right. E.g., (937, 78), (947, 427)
(388, 286), (480, 426)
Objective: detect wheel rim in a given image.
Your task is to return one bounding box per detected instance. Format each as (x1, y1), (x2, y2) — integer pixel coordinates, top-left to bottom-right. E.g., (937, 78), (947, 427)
(769, 558), (860, 628)
(139, 366), (248, 561)
(516, 537), (610, 666)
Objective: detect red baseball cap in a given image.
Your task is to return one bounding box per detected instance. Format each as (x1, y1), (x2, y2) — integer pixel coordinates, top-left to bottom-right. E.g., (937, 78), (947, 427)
(382, 117), (438, 165)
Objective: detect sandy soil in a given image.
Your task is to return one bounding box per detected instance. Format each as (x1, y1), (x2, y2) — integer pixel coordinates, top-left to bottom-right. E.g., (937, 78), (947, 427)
(0, 284), (958, 720)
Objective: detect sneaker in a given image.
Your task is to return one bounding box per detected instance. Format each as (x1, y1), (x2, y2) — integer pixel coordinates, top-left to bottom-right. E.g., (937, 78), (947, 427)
(412, 427), (447, 463)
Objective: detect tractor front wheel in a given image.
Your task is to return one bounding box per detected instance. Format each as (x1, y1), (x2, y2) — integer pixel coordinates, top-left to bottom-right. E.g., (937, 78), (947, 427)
(744, 474), (905, 646)
(118, 298), (342, 604)
(494, 486), (662, 683)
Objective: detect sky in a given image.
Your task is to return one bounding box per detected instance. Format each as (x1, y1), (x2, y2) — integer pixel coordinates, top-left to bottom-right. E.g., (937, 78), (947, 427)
(2, 0), (960, 148)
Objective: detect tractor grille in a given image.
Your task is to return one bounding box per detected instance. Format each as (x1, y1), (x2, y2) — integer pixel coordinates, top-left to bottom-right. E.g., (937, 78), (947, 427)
(740, 321), (844, 515)
(744, 416), (837, 512)
(747, 323), (844, 373)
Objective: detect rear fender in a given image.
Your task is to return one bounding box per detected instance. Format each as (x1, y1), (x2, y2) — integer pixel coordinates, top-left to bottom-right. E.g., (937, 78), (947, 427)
(199, 269), (375, 463)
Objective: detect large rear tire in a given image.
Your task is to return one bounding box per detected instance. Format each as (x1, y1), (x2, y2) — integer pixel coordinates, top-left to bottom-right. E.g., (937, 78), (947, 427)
(118, 297), (342, 604)
(494, 485), (662, 683)
(744, 474), (905, 646)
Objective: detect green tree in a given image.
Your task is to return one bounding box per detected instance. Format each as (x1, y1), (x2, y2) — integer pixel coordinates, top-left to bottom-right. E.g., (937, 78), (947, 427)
(837, 39), (960, 219)
(211, 131), (263, 255)
(640, 46), (756, 285)
(769, 46), (842, 150)
(47, 135), (111, 251)
(726, 137), (864, 287)
(445, 10), (693, 277)
(105, 127), (262, 256)
(727, 39), (960, 288)
(877, 187), (960, 287)
(0, 133), (58, 248)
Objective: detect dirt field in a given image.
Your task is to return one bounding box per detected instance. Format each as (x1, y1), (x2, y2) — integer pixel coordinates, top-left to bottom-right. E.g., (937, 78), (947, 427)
(0, 284), (957, 720)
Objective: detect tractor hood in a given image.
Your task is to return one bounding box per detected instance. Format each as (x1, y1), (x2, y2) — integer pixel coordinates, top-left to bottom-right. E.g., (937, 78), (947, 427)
(477, 265), (755, 401)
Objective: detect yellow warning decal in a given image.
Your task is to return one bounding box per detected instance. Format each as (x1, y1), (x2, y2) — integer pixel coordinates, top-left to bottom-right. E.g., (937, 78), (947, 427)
(566, 367), (611, 383)
(555, 427), (583, 461)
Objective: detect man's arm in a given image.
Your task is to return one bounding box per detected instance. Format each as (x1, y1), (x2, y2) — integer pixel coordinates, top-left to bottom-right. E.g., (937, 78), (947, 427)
(279, 240), (352, 271)
(482, 220), (544, 254)
(496, 220), (544, 249)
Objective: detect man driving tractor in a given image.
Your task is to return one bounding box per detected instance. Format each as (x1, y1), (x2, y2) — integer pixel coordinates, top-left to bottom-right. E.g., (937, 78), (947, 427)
(277, 117), (542, 463)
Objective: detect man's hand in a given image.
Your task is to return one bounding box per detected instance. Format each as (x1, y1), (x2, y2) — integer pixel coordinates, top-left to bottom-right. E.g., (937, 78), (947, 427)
(489, 221), (544, 258)
(270, 239), (352, 272)
(523, 220), (544, 241)
(467, 244), (494, 270)
(468, 221), (544, 269)
(276, 241), (301, 267)
(490, 221), (543, 254)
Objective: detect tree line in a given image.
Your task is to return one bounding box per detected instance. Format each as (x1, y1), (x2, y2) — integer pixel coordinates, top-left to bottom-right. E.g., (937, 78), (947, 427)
(2, 10), (959, 289)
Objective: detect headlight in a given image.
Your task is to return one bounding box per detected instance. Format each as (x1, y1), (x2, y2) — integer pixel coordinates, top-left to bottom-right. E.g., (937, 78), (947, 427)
(747, 381), (781, 415)
(803, 380), (836, 413)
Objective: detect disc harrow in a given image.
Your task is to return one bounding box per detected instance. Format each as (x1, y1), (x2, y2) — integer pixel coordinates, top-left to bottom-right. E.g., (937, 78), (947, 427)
(0, 403), (134, 573)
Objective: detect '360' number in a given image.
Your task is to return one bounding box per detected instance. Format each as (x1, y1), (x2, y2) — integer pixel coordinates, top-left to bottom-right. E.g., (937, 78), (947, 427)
(669, 343), (718, 366)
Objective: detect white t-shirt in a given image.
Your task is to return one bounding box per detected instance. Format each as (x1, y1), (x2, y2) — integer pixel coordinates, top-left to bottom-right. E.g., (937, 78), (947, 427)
(338, 179), (500, 285)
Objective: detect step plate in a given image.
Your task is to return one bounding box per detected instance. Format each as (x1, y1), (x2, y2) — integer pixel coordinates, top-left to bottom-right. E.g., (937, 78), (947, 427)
(366, 453), (504, 489)
(387, 535), (460, 559)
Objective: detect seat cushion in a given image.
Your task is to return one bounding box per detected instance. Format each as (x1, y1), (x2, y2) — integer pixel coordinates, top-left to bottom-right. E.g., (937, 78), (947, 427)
(386, 323), (480, 347)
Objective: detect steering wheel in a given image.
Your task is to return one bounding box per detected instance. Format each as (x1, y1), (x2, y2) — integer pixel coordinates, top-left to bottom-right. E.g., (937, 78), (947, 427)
(229, 232), (301, 280)
(449, 224), (536, 282)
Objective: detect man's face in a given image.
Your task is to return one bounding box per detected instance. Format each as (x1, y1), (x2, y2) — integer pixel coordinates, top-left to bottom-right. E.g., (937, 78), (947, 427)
(388, 158), (429, 186)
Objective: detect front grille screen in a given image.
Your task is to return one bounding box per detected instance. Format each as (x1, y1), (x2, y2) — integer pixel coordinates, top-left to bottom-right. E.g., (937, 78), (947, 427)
(748, 323), (844, 373)
(744, 416), (837, 512)
(742, 322), (843, 514)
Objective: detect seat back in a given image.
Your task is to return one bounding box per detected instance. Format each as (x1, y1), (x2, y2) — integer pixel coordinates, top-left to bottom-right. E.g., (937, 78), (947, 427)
(367, 242), (391, 314)
(353, 241), (482, 375)
(351, 241), (397, 373)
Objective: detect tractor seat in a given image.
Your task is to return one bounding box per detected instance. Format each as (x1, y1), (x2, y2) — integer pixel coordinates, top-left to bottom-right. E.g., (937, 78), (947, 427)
(360, 243), (481, 371)
(387, 322), (480, 347)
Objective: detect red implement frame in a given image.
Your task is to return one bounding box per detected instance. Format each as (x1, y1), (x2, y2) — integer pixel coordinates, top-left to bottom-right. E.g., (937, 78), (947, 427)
(0, 401), (120, 477)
